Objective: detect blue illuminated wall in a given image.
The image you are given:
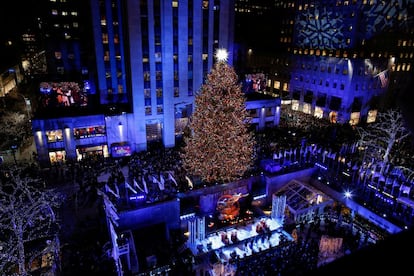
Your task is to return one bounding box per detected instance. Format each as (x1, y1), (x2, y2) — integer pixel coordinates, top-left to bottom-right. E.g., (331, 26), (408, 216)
(90, 0), (236, 151)
(117, 199), (180, 232)
(289, 1), (411, 123)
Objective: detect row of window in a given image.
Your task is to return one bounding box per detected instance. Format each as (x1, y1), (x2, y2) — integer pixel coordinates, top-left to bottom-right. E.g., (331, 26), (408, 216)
(144, 106), (164, 116)
(52, 22), (78, 29)
(294, 46), (414, 64)
(293, 75), (385, 91)
(398, 40), (414, 47)
(51, 10), (78, 16)
(299, 63), (350, 74)
(46, 126), (106, 143)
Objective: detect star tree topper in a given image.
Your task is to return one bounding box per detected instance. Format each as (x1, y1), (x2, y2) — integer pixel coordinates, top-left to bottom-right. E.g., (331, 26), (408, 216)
(215, 48), (229, 63)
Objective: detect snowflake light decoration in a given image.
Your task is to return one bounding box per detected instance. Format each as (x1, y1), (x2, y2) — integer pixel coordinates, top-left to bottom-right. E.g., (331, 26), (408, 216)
(296, 6), (344, 50)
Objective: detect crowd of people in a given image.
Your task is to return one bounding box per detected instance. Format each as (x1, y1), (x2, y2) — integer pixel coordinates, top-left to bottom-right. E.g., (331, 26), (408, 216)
(2, 108), (413, 275)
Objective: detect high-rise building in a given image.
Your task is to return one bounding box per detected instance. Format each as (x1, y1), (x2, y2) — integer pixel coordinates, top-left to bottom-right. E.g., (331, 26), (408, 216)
(38, 0), (94, 81)
(90, 0), (235, 150)
(264, 0), (414, 125)
(32, 0), (240, 166)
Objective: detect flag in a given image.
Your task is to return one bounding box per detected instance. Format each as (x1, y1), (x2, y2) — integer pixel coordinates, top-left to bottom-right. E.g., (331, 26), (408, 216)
(151, 174), (164, 191)
(109, 221), (119, 259)
(142, 176), (149, 194)
(105, 184), (120, 198)
(168, 172), (178, 187)
(125, 181), (137, 194)
(133, 178), (145, 193)
(378, 70), (388, 88)
(159, 173), (165, 190)
(185, 175), (193, 189)
(114, 182), (120, 197)
(102, 194), (119, 225)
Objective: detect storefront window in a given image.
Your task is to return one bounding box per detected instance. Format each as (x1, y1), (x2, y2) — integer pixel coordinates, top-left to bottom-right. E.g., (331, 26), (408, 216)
(49, 150), (66, 164)
(46, 130), (63, 143)
(303, 103), (312, 114)
(349, 112), (360, 126)
(367, 110), (377, 123)
(76, 144), (109, 161)
(74, 125), (106, 139)
(314, 106), (324, 119)
(291, 100), (299, 111)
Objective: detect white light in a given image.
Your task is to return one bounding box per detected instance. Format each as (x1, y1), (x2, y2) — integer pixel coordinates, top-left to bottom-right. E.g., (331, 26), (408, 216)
(215, 48), (228, 62)
(344, 190), (352, 199)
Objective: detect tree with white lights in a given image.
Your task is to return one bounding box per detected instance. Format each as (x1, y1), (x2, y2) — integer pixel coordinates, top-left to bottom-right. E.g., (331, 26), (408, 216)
(0, 112), (31, 152)
(181, 49), (255, 185)
(357, 109), (412, 173)
(0, 168), (62, 275)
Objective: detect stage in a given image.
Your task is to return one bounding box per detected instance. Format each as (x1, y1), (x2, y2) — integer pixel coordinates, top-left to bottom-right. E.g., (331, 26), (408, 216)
(190, 217), (293, 262)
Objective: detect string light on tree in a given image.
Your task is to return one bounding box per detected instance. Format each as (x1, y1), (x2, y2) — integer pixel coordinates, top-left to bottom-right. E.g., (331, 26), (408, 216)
(181, 57), (255, 185)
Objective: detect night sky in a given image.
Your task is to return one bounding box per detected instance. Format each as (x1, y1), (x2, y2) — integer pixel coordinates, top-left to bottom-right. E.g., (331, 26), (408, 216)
(0, 1), (39, 41)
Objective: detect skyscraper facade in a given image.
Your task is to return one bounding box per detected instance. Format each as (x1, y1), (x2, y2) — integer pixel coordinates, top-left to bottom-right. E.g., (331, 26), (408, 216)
(277, 0), (413, 124)
(90, 0), (235, 150)
(32, 0), (237, 166)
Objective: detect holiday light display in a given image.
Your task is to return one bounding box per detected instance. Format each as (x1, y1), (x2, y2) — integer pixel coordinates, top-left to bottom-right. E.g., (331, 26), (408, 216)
(181, 59), (255, 185)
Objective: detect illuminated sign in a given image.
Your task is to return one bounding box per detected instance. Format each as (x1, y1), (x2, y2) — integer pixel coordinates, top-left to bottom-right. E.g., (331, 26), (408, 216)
(111, 143), (132, 158)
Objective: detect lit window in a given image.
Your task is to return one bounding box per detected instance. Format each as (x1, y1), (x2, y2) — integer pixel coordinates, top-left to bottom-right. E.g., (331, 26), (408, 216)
(118, 85), (123, 93)
(156, 88), (163, 98)
(102, 33), (109, 44)
(46, 130), (63, 142)
(156, 71), (162, 80)
(155, 52), (162, 61)
(104, 51), (110, 61)
(52, 9), (58, 15)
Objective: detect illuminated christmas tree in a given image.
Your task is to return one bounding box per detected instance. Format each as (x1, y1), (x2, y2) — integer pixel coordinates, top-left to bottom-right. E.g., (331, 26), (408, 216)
(181, 50), (255, 185)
